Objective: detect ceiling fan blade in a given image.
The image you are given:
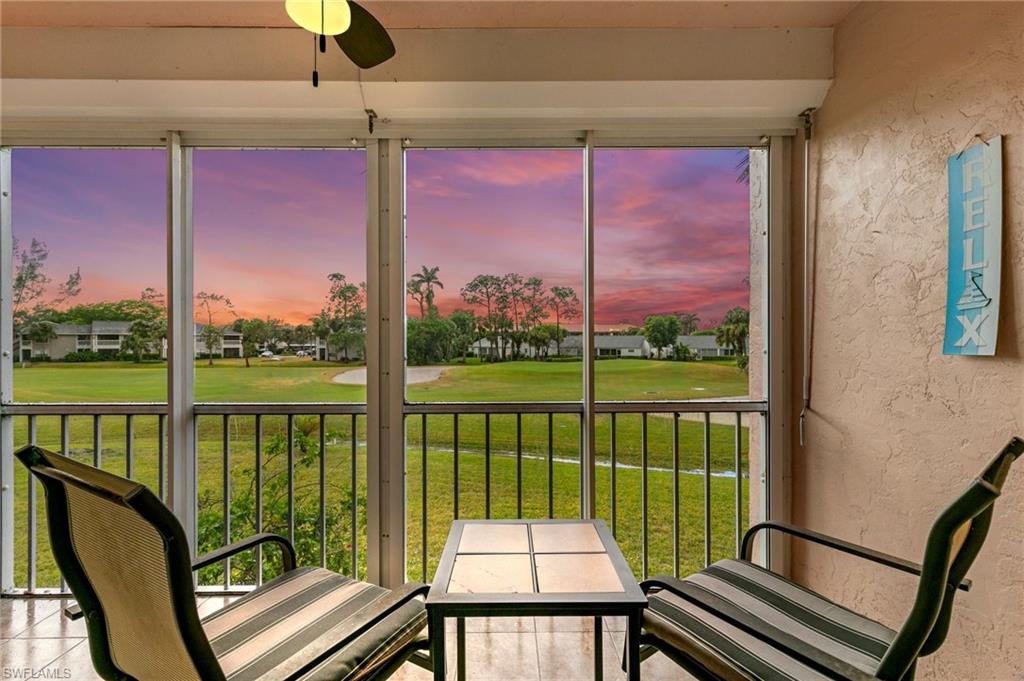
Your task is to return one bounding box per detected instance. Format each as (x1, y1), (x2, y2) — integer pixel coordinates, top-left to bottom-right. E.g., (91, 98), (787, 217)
(334, 1), (395, 69)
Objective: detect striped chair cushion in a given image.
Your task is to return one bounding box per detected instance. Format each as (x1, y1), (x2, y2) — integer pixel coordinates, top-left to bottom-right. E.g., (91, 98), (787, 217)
(202, 567), (427, 681)
(645, 559), (897, 681)
(645, 591), (833, 681)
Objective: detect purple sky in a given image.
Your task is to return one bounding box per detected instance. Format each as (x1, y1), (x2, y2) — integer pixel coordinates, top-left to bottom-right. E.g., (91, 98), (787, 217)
(193, 149), (367, 322)
(12, 148), (167, 306)
(408, 148), (750, 328)
(12, 147), (750, 328)
(594, 148), (751, 327)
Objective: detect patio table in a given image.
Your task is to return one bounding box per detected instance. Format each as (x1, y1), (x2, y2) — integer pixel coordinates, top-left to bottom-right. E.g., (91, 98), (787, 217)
(426, 519), (647, 681)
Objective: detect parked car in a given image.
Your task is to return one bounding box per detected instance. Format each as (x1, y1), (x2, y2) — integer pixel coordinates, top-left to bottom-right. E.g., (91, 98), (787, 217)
(259, 350), (274, 358)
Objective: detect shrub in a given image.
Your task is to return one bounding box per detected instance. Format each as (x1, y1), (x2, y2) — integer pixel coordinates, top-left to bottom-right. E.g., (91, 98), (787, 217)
(197, 417), (363, 584)
(737, 354), (750, 373)
(30, 355), (52, 362)
(673, 344), (695, 362)
(62, 350), (109, 363)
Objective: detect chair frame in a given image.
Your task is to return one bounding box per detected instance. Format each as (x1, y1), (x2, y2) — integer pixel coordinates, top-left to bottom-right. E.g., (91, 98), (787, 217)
(17, 444), (432, 681)
(636, 436), (1023, 681)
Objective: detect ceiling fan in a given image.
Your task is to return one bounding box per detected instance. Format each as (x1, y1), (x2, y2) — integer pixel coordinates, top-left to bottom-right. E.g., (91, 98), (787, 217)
(286, 0), (395, 86)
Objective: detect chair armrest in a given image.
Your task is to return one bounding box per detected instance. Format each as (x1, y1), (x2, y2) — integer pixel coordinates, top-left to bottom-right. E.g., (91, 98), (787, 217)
(192, 532), (297, 573)
(640, 575), (689, 600)
(741, 521), (971, 592)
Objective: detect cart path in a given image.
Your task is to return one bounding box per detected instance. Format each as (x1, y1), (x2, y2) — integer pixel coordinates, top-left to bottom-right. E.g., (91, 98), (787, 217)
(332, 365), (446, 385)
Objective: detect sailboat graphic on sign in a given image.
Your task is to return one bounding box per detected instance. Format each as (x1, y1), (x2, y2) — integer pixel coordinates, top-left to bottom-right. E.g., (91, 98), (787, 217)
(956, 271), (991, 311)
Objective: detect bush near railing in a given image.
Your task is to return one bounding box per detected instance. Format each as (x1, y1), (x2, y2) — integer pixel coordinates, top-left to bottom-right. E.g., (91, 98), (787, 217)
(196, 416), (363, 586)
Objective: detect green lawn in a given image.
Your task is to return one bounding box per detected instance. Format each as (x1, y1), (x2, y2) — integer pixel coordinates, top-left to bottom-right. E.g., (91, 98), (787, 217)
(11, 356), (748, 403)
(7, 358), (754, 587)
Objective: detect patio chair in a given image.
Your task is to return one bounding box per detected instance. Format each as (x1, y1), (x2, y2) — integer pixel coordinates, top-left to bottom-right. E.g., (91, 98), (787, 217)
(16, 444), (433, 681)
(636, 436), (1023, 681)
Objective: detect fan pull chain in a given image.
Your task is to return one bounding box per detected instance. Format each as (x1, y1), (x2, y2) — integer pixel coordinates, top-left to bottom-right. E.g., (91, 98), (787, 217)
(319, 0), (326, 52)
(312, 33), (319, 87)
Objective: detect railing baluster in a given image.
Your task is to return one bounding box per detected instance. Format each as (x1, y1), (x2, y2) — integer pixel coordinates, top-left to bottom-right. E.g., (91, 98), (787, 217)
(547, 413), (554, 519)
(673, 412), (680, 579)
(453, 414), (459, 520)
(27, 416), (37, 592)
(578, 412), (585, 519)
(319, 414), (327, 569)
(255, 414), (263, 586)
(125, 414), (134, 479)
(93, 415), (102, 468)
(735, 412), (742, 558)
(222, 414), (230, 588)
(60, 415), (69, 456)
(421, 413), (428, 582)
(641, 412), (649, 580)
(703, 411), (712, 568)
(158, 414), (166, 500)
(484, 413), (491, 519)
(59, 415), (68, 593)
(287, 414), (295, 544)
(516, 413), (523, 519)
(610, 413), (617, 536)
(350, 414), (357, 579)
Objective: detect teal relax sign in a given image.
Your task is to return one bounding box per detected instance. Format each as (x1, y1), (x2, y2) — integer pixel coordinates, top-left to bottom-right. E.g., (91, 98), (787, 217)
(944, 136), (1002, 356)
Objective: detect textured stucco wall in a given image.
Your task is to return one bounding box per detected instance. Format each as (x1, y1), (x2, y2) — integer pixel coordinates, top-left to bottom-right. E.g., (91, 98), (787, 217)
(793, 3), (1023, 680)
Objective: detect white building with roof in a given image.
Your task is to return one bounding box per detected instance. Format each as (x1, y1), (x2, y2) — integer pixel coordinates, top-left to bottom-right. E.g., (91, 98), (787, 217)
(676, 334), (736, 358)
(19, 321), (243, 360)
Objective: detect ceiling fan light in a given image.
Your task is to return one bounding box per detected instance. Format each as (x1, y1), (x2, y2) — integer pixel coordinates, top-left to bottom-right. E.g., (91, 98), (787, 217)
(286, 0), (351, 35)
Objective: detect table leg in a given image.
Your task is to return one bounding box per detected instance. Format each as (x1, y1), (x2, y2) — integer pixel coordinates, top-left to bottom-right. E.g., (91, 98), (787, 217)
(626, 612), (641, 681)
(457, 617), (466, 681)
(593, 616), (603, 681)
(429, 611), (446, 681)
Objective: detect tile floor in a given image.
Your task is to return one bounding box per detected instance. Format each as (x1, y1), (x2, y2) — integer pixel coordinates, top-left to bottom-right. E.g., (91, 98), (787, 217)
(0, 597), (693, 680)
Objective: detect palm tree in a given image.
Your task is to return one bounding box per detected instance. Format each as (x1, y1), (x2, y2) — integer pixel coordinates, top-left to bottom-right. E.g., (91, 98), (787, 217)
(677, 312), (699, 336)
(410, 266), (443, 317)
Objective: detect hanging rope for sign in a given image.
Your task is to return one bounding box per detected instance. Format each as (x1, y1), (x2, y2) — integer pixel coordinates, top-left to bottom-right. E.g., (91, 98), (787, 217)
(955, 133), (992, 159)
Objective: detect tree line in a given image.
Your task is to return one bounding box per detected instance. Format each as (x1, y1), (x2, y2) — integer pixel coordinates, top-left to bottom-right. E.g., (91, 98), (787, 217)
(11, 238), (368, 366)
(405, 266), (749, 368)
(406, 266), (581, 365)
(12, 239), (746, 369)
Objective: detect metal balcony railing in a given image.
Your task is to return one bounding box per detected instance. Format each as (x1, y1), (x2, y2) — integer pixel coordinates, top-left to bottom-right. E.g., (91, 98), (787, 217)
(2, 398), (764, 595)
(404, 400), (764, 584)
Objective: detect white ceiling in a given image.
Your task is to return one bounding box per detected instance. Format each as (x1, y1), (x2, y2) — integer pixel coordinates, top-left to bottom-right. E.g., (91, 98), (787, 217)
(0, 0), (858, 29)
(0, 1), (846, 141)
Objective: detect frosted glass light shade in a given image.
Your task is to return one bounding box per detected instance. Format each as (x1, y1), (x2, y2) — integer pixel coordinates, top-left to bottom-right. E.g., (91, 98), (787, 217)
(286, 0), (351, 35)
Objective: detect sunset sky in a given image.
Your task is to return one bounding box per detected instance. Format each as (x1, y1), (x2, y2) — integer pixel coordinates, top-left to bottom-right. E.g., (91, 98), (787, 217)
(12, 147), (750, 329)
